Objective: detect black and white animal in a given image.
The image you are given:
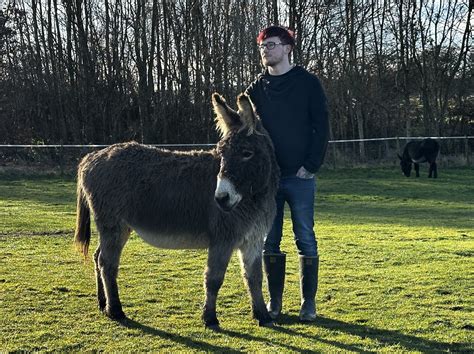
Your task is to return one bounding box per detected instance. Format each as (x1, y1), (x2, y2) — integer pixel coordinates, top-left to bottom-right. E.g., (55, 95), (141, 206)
(398, 138), (440, 178)
(74, 93), (280, 330)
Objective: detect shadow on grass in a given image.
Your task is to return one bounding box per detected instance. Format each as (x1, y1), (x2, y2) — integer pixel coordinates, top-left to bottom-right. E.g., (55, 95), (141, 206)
(121, 314), (471, 352)
(119, 317), (329, 352)
(273, 314), (471, 352)
(118, 317), (241, 353)
(217, 328), (308, 353)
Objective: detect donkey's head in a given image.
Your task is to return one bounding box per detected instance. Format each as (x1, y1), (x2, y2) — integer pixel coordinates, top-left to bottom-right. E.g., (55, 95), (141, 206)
(212, 93), (278, 212)
(397, 153), (412, 177)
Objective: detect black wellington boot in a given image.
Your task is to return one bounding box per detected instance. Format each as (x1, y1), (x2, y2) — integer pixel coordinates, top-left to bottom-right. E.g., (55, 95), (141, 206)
(299, 255), (319, 322)
(263, 253), (286, 319)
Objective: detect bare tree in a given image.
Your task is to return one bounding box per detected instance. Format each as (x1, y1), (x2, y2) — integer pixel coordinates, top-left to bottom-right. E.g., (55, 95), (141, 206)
(0, 0), (471, 146)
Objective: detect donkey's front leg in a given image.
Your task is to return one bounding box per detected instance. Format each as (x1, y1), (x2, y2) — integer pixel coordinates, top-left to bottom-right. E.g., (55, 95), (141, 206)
(238, 241), (273, 327)
(202, 245), (233, 330)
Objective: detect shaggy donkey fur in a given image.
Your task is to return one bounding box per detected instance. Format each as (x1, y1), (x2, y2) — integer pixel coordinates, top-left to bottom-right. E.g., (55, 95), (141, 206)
(398, 138), (440, 178)
(75, 93), (280, 329)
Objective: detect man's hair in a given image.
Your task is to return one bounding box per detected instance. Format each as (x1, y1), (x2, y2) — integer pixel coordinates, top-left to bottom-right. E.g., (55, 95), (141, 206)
(256, 26), (295, 47)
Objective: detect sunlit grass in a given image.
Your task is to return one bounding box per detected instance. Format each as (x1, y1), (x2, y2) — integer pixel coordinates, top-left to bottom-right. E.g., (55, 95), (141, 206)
(0, 167), (472, 351)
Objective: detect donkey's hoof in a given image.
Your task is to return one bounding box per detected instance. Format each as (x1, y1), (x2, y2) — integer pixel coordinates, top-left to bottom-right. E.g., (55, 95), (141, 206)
(105, 307), (126, 320)
(205, 323), (221, 332)
(204, 318), (220, 331)
(268, 310), (280, 320)
(98, 301), (106, 312)
(259, 319), (274, 328)
(256, 310), (274, 327)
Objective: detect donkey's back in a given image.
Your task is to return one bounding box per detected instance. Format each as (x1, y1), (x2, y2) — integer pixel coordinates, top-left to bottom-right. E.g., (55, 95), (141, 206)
(77, 142), (220, 249)
(405, 138), (439, 163)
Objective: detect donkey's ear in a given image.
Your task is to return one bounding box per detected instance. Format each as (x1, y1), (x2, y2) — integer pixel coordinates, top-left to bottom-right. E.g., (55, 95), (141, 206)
(212, 93), (241, 137)
(237, 93), (257, 135)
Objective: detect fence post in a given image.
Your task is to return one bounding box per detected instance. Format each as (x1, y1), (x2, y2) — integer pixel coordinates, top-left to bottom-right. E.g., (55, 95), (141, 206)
(332, 142), (337, 169)
(396, 137), (400, 155)
(58, 145), (64, 176)
(465, 136), (470, 166)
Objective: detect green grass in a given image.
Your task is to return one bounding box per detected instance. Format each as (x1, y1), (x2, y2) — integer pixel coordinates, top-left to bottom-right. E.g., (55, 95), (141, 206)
(0, 167), (473, 352)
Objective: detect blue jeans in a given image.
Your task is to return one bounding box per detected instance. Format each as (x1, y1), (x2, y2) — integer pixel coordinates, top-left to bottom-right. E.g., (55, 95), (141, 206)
(264, 175), (318, 257)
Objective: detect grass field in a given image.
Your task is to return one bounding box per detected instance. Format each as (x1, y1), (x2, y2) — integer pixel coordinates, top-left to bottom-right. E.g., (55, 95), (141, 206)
(0, 167), (472, 352)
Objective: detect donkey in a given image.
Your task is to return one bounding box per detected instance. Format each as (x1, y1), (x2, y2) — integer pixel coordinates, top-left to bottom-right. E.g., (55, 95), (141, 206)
(74, 93), (279, 330)
(398, 138), (440, 178)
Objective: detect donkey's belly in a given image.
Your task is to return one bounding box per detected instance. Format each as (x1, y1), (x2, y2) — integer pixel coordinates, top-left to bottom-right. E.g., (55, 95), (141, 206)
(131, 225), (209, 249)
(412, 157), (427, 163)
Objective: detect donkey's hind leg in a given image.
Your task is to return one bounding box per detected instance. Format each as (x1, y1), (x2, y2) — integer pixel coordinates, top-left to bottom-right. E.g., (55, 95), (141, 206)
(238, 240), (273, 327)
(97, 223), (130, 320)
(429, 161), (437, 178)
(93, 247), (106, 311)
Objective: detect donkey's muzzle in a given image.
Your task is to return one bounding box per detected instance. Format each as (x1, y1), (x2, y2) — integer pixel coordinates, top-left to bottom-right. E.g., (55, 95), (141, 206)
(215, 177), (242, 212)
(215, 193), (233, 212)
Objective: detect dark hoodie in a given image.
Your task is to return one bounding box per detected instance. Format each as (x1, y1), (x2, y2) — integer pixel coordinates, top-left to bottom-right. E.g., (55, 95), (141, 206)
(245, 65), (329, 176)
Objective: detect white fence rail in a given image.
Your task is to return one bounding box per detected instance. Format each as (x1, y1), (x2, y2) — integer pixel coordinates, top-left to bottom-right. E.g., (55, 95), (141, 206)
(0, 136), (472, 171)
(0, 136), (472, 149)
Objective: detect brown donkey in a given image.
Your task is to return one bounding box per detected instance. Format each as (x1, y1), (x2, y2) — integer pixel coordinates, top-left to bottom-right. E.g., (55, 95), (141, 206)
(75, 93), (279, 329)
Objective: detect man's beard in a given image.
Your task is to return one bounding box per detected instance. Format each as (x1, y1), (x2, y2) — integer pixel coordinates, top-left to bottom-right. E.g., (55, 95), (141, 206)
(263, 54), (284, 67)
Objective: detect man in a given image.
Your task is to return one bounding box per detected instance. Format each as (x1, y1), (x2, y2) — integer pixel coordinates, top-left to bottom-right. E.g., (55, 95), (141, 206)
(245, 25), (329, 321)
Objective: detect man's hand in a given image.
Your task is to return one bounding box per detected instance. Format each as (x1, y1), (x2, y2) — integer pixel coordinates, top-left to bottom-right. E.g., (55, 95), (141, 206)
(296, 166), (314, 179)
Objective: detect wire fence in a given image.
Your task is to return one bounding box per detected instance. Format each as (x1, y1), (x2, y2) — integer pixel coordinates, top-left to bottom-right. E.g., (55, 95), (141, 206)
(326, 136), (473, 169)
(0, 136), (472, 174)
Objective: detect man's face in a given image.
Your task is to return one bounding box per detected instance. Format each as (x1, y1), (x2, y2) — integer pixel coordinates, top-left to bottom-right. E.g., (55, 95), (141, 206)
(259, 36), (290, 67)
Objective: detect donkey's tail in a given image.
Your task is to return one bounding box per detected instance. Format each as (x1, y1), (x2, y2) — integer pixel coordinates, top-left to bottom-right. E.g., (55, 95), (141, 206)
(74, 183), (91, 258)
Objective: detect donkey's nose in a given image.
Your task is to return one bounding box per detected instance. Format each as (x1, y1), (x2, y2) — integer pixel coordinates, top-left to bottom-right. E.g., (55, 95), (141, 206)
(215, 192), (230, 207)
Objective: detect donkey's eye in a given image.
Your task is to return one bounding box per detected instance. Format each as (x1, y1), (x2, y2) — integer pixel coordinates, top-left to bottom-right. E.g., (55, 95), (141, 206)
(242, 150), (254, 160)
